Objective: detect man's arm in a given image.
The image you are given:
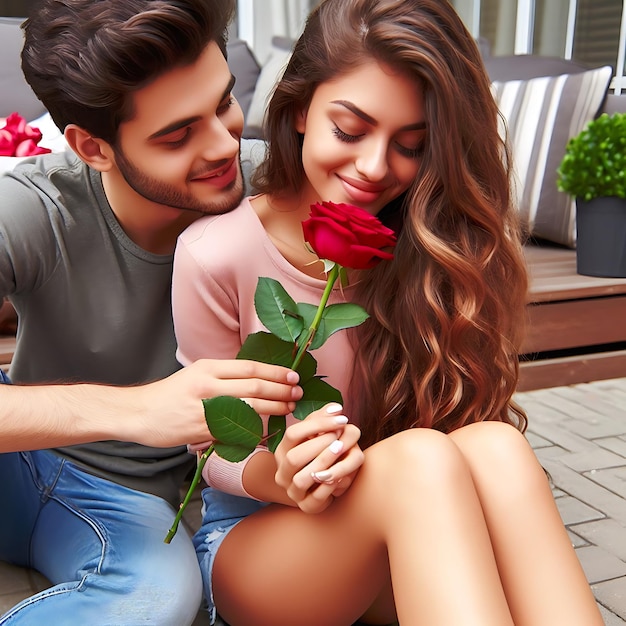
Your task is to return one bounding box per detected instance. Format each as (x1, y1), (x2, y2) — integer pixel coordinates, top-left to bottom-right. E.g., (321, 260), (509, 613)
(0, 359), (301, 453)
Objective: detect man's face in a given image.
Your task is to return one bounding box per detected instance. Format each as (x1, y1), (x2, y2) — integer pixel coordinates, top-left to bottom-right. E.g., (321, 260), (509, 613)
(112, 41), (245, 216)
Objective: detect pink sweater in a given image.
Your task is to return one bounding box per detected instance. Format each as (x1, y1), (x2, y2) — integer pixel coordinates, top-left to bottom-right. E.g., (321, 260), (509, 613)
(172, 198), (356, 497)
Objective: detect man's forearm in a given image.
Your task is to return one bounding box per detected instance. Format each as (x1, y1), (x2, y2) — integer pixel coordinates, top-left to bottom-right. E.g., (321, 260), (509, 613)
(0, 383), (128, 452)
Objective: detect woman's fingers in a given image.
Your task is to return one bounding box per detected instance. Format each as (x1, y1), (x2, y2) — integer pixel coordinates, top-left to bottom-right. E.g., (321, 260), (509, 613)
(281, 424), (363, 509)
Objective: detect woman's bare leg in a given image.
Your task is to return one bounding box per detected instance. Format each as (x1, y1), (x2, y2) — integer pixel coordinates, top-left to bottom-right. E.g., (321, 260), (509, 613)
(212, 428), (513, 626)
(449, 421), (603, 626)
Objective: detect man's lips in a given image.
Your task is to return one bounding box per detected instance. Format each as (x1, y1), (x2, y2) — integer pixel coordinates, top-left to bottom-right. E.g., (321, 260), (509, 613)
(190, 159), (238, 188)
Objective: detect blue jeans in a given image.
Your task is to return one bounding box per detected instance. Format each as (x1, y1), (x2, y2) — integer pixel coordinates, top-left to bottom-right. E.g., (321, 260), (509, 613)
(0, 449), (203, 625)
(194, 488), (267, 625)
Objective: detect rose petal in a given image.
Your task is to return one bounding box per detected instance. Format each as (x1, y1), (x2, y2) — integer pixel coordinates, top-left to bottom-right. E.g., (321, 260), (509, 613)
(14, 139), (51, 157)
(304, 201), (396, 269)
(0, 130), (17, 156)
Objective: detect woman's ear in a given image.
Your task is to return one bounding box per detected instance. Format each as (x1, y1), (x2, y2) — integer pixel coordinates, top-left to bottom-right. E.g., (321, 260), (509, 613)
(64, 124), (114, 172)
(295, 107), (308, 134)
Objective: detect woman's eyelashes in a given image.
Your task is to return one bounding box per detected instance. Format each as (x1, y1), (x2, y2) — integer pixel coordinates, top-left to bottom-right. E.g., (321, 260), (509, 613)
(332, 124), (424, 159)
(332, 125), (362, 143)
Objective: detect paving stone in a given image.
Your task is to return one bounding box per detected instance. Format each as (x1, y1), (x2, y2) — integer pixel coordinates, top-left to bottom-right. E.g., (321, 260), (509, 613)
(585, 466), (626, 498)
(561, 449), (626, 472)
(596, 436), (626, 457)
(575, 545), (626, 584)
(527, 421), (597, 453)
(567, 528), (590, 548)
(572, 518), (626, 562)
(599, 603), (626, 626)
(552, 494), (605, 526)
(594, 577), (626, 620)
(525, 431), (552, 448)
(541, 459), (626, 524)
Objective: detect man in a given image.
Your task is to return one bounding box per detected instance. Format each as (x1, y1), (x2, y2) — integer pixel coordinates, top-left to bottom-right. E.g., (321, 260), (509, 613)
(0, 1), (300, 623)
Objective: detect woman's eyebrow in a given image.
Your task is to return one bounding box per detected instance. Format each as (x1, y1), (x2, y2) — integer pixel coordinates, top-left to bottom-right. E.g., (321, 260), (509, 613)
(330, 99), (426, 130)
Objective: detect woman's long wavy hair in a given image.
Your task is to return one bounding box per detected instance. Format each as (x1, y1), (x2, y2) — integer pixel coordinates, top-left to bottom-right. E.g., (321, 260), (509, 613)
(253, 0), (528, 447)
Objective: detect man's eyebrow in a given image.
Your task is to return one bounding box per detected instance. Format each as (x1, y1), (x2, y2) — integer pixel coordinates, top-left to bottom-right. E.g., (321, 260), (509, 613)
(148, 74), (237, 140)
(330, 99), (427, 130)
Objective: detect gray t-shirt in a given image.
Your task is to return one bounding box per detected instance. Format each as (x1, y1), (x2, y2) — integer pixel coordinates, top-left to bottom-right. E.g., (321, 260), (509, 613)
(0, 150), (192, 505)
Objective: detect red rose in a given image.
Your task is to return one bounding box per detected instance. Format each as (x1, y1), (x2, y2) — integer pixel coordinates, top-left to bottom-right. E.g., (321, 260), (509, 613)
(302, 201), (397, 269)
(0, 112), (51, 157)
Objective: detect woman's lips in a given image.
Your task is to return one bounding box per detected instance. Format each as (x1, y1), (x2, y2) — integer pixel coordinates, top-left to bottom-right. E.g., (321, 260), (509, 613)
(338, 175), (387, 205)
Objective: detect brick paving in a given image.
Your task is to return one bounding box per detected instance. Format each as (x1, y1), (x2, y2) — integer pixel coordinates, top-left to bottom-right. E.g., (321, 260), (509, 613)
(516, 377), (626, 625)
(1, 377), (625, 624)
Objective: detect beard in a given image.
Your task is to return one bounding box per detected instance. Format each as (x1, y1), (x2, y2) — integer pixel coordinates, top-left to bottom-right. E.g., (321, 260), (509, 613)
(113, 146), (244, 216)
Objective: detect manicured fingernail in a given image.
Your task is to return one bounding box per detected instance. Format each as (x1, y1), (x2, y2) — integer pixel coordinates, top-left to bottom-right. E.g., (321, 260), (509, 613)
(326, 403), (343, 414)
(287, 371), (300, 383)
(312, 470), (333, 483)
(333, 415), (348, 425)
(329, 439), (344, 455)
(288, 402), (296, 412)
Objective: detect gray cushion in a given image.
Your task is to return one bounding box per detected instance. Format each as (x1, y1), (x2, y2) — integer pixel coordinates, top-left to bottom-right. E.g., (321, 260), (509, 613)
(484, 54), (590, 82)
(226, 38), (261, 127)
(492, 65), (612, 247)
(0, 17), (46, 121)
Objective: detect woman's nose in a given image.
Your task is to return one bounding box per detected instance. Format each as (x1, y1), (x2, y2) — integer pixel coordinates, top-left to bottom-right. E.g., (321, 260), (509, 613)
(354, 139), (389, 181)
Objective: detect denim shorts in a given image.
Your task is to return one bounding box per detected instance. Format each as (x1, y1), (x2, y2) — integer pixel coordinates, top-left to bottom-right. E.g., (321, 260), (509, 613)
(193, 488), (267, 625)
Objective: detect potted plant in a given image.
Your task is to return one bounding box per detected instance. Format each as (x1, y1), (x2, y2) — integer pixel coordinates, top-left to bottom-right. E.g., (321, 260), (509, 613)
(557, 111), (626, 278)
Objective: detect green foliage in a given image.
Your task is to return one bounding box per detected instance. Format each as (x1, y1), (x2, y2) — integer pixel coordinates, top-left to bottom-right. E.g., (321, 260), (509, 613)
(202, 272), (368, 462)
(557, 113), (626, 201)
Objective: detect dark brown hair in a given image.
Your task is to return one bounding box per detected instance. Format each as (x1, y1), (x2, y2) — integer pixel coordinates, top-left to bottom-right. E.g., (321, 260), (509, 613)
(21, 0), (235, 144)
(254, 0), (528, 446)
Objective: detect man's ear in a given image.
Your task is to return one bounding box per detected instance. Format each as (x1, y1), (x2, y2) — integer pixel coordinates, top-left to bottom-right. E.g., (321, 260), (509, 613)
(64, 124), (115, 172)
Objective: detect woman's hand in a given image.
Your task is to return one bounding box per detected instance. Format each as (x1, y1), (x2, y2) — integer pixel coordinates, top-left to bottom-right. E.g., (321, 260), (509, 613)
(274, 403), (364, 513)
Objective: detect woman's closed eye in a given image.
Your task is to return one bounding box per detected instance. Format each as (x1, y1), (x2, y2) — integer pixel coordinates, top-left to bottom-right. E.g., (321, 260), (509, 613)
(333, 124), (424, 159)
(332, 125), (363, 144)
(395, 141), (424, 159)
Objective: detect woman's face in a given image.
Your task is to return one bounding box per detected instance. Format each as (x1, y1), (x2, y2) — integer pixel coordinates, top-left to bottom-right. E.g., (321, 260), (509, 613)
(296, 59), (426, 215)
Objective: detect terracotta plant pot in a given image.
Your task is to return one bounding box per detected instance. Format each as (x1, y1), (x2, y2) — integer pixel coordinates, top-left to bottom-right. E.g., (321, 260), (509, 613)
(576, 197), (626, 278)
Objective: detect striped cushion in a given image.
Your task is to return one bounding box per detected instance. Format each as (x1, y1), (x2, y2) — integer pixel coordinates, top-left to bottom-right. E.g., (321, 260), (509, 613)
(492, 66), (612, 247)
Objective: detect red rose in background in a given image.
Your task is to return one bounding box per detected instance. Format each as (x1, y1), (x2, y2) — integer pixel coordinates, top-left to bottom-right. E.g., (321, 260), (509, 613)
(0, 112), (51, 157)
(302, 201), (397, 269)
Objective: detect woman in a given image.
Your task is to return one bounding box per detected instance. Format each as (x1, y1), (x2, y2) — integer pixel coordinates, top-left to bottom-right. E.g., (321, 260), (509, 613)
(172, 0), (603, 623)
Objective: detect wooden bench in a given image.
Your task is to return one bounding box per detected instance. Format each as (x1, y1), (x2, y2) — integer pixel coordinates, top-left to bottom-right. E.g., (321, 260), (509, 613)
(0, 334), (15, 373)
(519, 243), (626, 391)
(2, 245), (626, 392)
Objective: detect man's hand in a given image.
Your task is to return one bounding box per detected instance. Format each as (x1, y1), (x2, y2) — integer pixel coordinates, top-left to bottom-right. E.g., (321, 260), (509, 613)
(122, 359), (302, 448)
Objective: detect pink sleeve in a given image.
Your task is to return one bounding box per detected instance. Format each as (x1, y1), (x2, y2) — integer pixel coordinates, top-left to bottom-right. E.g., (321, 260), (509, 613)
(172, 226), (269, 498)
(172, 238), (242, 367)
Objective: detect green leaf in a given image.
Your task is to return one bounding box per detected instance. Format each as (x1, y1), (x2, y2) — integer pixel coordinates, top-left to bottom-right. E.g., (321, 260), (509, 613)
(203, 396), (263, 459)
(236, 331), (317, 381)
(293, 376), (343, 420)
(237, 332), (296, 367)
(267, 414), (286, 453)
(254, 277), (303, 342)
(310, 302), (369, 349)
(214, 442), (258, 463)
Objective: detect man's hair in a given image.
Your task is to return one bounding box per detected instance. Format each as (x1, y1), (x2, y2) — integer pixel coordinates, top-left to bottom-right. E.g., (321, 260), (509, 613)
(21, 0), (235, 144)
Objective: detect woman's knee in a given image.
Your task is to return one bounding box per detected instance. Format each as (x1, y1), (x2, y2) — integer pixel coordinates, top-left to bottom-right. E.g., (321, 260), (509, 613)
(368, 428), (471, 487)
(449, 421), (548, 492)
